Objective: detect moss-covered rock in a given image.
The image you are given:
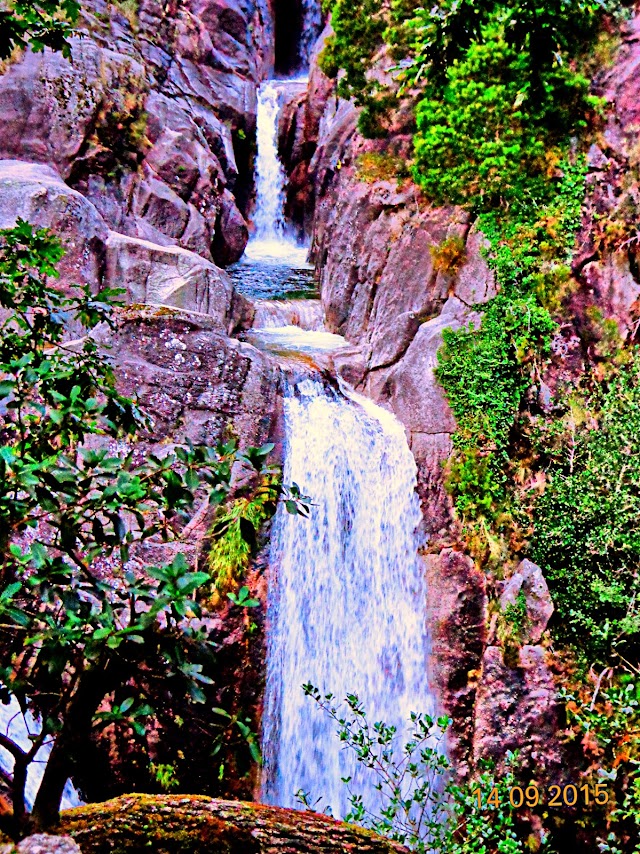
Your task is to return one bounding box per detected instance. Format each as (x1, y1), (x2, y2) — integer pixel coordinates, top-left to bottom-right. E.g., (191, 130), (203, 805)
(57, 794), (409, 853)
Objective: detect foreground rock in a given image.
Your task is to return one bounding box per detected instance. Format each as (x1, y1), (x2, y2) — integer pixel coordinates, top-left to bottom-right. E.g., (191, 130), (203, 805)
(473, 645), (563, 782)
(1, 837), (81, 854)
(57, 794), (409, 853)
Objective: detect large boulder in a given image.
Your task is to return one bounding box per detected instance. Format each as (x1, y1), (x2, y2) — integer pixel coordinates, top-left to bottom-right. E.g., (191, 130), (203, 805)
(57, 794), (409, 853)
(105, 232), (238, 328)
(0, 160), (108, 291)
(0, 159), (246, 326)
(104, 309), (281, 450)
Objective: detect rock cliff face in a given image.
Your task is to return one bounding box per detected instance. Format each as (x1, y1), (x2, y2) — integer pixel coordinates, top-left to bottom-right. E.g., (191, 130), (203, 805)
(0, 0), (275, 264)
(291, 69), (496, 535)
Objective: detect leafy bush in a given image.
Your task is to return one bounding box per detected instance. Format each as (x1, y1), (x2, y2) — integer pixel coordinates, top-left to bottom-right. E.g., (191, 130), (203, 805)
(207, 472), (279, 595)
(412, 22), (596, 209)
(302, 685), (527, 853)
(436, 293), (555, 521)
(0, 0), (79, 59)
(563, 668), (640, 853)
(532, 359), (640, 661)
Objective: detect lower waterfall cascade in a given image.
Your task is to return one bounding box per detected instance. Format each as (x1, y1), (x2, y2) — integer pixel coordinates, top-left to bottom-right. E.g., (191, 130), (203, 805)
(262, 379), (437, 819)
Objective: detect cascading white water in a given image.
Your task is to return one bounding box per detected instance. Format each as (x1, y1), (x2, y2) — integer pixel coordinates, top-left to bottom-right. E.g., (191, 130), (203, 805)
(252, 299), (324, 331)
(253, 80), (287, 243)
(243, 80), (310, 268)
(0, 696), (82, 811)
(262, 378), (436, 819)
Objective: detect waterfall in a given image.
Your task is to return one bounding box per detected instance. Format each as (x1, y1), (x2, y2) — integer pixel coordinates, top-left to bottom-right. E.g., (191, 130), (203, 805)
(253, 80), (287, 244)
(242, 80), (309, 269)
(262, 378), (436, 820)
(252, 299), (324, 331)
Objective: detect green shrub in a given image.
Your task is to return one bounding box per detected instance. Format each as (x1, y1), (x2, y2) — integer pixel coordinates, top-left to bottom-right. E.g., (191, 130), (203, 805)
(412, 20), (596, 210)
(436, 293), (555, 521)
(532, 358), (640, 661)
(302, 685), (527, 853)
(207, 473), (279, 595)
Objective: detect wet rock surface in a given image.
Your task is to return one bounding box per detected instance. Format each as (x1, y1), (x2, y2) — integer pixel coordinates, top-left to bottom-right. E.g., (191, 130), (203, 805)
(58, 794), (409, 853)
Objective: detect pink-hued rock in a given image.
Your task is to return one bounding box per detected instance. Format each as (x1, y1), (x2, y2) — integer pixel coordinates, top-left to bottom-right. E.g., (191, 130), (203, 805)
(105, 232), (237, 328)
(279, 26), (335, 232)
(304, 63), (496, 531)
(0, 158), (246, 328)
(99, 310), (281, 452)
(16, 835), (82, 854)
(500, 559), (554, 645)
(0, 0), (265, 262)
(212, 189), (250, 266)
(581, 253), (640, 339)
(473, 645), (563, 780)
(572, 10), (640, 340)
(425, 549), (488, 776)
(0, 159), (108, 291)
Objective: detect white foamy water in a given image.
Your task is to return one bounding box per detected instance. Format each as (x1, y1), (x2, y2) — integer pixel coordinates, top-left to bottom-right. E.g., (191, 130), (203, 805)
(253, 80), (287, 244)
(246, 326), (349, 357)
(252, 299), (324, 331)
(262, 379), (436, 819)
(246, 80), (310, 267)
(0, 695), (83, 811)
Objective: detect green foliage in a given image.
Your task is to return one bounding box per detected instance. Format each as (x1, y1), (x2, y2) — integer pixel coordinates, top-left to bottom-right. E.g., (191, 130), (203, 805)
(0, 220), (293, 832)
(151, 763), (180, 792)
(302, 685), (526, 853)
(436, 294), (555, 520)
(412, 21), (596, 209)
(0, 0), (79, 60)
(436, 159), (586, 531)
(356, 152), (410, 184)
(503, 589), (528, 633)
(447, 757), (525, 854)
(207, 471), (278, 595)
(532, 358), (640, 661)
(562, 669), (640, 853)
(226, 585), (259, 608)
(300, 684), (452, 851)
(318, 0), (387, 135)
